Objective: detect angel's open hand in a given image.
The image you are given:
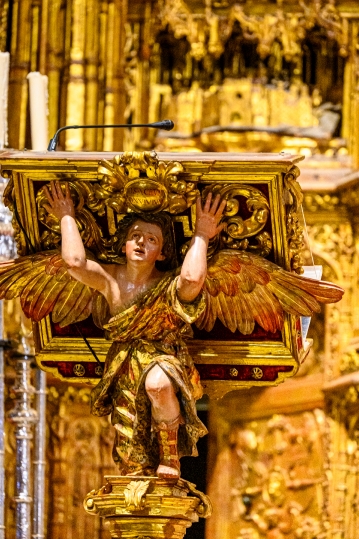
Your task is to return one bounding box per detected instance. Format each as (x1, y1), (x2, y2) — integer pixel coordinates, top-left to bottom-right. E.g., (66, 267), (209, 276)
(195, 193), (227, 240)
(43, 181), (75, 220)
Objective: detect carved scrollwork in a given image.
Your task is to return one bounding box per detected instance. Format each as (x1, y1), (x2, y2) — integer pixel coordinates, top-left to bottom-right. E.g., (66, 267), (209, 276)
(283, 165), (304, 274)
(203, 183), (272, 257)
(33, 152), (200, 263)
(36, 181), (120, 263)
(184, 480), (213, 518)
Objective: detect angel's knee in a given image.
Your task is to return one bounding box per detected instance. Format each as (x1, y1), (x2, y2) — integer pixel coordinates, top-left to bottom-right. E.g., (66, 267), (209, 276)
(145, 365), (175, 404)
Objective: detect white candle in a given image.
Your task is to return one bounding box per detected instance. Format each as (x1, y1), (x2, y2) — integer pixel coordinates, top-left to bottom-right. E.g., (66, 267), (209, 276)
(27, 72), (49, 151)
(0, 52), (10, 150)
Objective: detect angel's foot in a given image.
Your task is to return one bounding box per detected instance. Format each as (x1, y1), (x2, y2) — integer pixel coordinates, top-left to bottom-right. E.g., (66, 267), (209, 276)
(153, 414), (184, 481)
(156, 463), (180, 479)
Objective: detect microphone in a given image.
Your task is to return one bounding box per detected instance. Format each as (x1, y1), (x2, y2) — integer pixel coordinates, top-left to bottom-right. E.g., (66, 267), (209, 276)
(47, 120), (175, 151)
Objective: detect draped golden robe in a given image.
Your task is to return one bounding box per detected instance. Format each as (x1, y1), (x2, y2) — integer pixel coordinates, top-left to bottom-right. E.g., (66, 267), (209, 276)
(91, 273), (208, 475)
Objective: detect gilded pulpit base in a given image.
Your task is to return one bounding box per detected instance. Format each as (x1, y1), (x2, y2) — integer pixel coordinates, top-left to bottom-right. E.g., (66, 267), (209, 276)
(83, 476), (211, 539)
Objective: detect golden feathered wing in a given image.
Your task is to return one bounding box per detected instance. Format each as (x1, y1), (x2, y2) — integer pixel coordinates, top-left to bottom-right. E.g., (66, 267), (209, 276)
(0, 250), (107, 328)
(197, 250), (344, 335)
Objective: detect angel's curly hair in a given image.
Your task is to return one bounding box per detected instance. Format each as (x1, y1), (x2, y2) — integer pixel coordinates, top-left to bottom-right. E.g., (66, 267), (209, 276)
(112, 212), (178, 270)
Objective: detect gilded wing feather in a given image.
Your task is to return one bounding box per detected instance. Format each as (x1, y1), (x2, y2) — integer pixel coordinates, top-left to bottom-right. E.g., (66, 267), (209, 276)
(0, 251), (97, 327)
(197, 250), (344, 335)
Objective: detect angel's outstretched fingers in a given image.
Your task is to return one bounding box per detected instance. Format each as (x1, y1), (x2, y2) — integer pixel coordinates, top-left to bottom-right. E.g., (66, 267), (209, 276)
(65, 182), (71, 199)
(54, 180), (64, 200)
(43, 185), (54, 206)
(203, 192), (212, 213)
(196, 196), (203, 216)
(216, 198), (227, 219)
(209, 193), (221, 215)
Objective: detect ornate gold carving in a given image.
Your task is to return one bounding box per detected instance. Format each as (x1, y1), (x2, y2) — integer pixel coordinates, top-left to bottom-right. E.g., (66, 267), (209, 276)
(172, 215), (194, 237)
(203, 183), (272, 257)
(306, 222), (355, 278)
(124, 480), (151, 511)
(340, 349), (359, 375)
(303, 193), (340, 213)
(84, 475), (211, 537)
(155, 0), (348, 63)
(33, 152), (199, 263)
(36, 180), (119, 263)
(95, 152), (198, 214)
(207, 412), (324, 539)
(284, 165), (304, 273)
(299, 0), (348, 57)
(0, 152), (318, 396)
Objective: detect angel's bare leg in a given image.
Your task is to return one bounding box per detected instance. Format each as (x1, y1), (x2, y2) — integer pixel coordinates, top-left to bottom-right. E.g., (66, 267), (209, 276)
(145, 365), (182, 479)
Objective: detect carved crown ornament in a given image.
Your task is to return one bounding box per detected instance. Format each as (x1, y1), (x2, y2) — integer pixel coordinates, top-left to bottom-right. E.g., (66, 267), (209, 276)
(94, 151), (199, 215)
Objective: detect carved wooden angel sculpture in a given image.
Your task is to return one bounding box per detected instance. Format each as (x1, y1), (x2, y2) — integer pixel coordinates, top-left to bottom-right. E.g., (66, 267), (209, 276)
(0, 180), (343, 480)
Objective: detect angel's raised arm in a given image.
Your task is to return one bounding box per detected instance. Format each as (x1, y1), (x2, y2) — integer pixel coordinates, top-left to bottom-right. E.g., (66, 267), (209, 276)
(43, 181), (111, 294)
(177, 193), (226, 303)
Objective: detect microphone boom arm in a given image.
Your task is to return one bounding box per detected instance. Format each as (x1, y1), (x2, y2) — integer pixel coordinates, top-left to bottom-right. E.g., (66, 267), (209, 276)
(47, 120), (174, 151)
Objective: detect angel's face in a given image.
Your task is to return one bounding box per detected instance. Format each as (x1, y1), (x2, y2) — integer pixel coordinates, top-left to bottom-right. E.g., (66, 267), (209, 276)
(123, 220), (165, 266)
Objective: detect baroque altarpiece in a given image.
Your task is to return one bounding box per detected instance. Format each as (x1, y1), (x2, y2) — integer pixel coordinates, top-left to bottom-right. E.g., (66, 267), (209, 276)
(1, 0), (359, 538)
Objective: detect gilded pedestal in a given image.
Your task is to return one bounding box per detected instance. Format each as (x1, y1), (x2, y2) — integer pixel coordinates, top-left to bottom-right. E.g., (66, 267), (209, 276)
(83, 475), (211, 539)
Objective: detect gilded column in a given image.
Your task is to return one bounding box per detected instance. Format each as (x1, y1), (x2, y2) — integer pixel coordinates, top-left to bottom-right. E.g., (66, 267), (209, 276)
(30, 0), (41, 72)
(112, 0), (128, 151)
(346, 20), (359, 169)
(65, 0), (86, 150)
(95, 1), (108, 149)
(103, 1), (115, 151)
(352, 23), (359, 169)
(47, 0), (66, 141)
(8, 0), (32, 149)
(84, 0), (100, 151)
(138, 0), (152, 142)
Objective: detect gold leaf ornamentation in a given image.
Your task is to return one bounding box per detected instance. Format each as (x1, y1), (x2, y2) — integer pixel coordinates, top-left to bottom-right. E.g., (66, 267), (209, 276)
(203, 183), (272, 257)
(124, 480), (151, 511)
(283, 165), (304, 274)
(36, 181), (120, 263)
(185, 480), (212, 518)
(95, 151), (199, 214)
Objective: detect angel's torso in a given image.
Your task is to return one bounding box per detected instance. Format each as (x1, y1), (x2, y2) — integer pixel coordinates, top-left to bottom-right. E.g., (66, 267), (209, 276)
(103, 272), (197, 345)
(98, 263), (166, 316)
